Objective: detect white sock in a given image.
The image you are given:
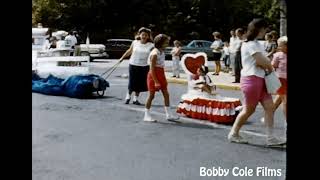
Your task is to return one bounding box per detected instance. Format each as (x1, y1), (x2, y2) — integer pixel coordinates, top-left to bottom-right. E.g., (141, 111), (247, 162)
(125, 92), (131, 100)
(133, 95), (138, 102)
(164, 106), (170, 117)
(145, 108), (151, 117)
(266, 126), (274, 138)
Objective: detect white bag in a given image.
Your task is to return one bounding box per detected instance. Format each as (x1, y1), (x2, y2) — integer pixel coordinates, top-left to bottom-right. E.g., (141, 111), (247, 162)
(265, 71), (281, 94)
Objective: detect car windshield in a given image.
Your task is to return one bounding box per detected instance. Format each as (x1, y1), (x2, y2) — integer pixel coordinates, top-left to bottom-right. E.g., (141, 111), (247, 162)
(186, 41), (211, 48)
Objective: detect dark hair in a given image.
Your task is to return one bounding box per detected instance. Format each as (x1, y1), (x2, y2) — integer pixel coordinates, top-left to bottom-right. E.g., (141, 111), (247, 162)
(265, 32), (272, 40)
(269, 30), (278, 40)
(200, 65), (209, 74)
(136, 27), (153, 43)
(236, 28), (244, 35)
(173, 40), (182, 46)
(245, 18), (268, 41)
(154, 34), (170, 49)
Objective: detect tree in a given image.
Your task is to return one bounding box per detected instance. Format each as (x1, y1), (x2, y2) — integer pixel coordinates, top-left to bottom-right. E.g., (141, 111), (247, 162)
(279, 0), (287, 36)
(32, 0), (285, 43)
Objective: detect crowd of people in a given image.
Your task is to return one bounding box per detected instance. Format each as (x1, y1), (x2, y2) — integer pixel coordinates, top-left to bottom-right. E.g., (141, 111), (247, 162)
(116, 18), (287, 146)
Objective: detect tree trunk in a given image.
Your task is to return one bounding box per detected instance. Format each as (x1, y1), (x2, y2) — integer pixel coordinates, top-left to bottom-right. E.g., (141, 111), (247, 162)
(279, 0), (287, 36)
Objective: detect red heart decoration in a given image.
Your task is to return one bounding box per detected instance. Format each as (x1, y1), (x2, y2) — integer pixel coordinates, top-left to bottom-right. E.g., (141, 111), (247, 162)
(181, 52), (207, 75)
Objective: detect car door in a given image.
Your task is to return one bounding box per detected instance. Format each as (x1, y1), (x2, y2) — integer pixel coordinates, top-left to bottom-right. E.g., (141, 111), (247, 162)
(203, 41), (214, 59)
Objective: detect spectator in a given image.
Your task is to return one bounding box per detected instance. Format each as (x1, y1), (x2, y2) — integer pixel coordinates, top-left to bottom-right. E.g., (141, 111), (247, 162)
(210, 32), (224, 75)
(221, 41), (230, 72)
(229, 29), (237, 75)
(171, 40), (182, 78)
(49, 36), (57, 49)
(233, 28), (245, 83)
(265, 32), (277, 59)
(65, 31), (77, 49)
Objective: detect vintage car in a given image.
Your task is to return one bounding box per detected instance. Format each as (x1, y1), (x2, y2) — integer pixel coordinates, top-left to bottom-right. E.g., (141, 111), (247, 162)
(78, 44), (109, 61)
(164, 40), (214, 60)
(104, 39), (133, 59)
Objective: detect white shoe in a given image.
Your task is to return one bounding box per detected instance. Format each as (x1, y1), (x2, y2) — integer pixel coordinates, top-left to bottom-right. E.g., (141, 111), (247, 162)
(266, 136), (286, 146)
(227, 133), (248, 144)
(166, 114), (179, 121)
(143, 115), (157, 122)
(235, 106), (243, 111)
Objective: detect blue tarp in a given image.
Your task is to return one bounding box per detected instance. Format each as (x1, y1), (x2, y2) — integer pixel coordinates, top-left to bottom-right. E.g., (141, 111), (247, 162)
(32, 73), (109, 98)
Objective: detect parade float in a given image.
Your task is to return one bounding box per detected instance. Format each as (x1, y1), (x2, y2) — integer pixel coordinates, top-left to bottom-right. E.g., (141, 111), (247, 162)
(176, 52), (242, 124)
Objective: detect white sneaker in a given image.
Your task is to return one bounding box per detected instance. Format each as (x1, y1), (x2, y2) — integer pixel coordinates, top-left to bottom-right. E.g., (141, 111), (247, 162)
(227, 133), (248, 144)
(143, 115), (157, 122)
(266, 136), (286, 146)
(235, 106), (243, 111)
(166, 114), (179, 121)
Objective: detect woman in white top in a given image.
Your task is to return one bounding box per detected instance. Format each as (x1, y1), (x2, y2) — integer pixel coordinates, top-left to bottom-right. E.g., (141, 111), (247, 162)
(119, 27), (154, 105)
(210, 32), (224, 75)
(227, 19), (284, 146)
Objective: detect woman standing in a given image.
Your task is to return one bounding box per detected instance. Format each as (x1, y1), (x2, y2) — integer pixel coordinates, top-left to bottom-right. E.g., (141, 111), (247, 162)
(210, 32), (224, 75)
(171, 40), (182, 78)
(233, 28), (245, 83)
(227, 19), (285, 146)
(119, 27), (154, 105)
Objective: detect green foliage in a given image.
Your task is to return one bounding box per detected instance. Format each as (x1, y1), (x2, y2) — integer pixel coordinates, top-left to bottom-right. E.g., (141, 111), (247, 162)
(32, 0), (285, 43)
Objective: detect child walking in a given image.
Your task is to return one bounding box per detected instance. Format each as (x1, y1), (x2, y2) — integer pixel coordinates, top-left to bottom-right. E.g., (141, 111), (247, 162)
(271, 36), (287, 120)
(144, 34), (179, 122)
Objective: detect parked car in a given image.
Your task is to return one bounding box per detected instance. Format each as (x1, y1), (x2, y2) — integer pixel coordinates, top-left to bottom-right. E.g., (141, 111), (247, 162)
(79, 44), (109, 62)
(164, 40), (214, 60)
(104, 39), (133, 59)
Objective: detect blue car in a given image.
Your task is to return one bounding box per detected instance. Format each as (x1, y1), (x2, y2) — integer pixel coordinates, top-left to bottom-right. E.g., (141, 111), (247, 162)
(164, 40), (214, 60)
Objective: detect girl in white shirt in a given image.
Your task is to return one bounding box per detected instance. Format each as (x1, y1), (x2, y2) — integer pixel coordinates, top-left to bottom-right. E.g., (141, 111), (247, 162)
(228, 19), (284, 146)
(143, 34), (179, 122)
(119, 27), (154, 105)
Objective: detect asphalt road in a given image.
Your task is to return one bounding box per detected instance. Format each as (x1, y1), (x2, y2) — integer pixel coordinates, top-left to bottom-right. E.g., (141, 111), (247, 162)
(32, 60), (286, 180)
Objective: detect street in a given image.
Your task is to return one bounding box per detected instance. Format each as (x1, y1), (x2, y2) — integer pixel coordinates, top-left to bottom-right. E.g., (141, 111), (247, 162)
(32, 60), (286, 180)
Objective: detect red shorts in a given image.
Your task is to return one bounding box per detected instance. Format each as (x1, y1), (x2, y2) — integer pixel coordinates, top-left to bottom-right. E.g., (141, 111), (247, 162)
(277, 78), (287, 95)
(147, 67), (168, 92)
(240, 76), (272, 107)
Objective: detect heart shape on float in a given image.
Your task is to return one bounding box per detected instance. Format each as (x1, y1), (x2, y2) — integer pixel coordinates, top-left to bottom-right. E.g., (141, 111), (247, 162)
(181, 52), (208, 75)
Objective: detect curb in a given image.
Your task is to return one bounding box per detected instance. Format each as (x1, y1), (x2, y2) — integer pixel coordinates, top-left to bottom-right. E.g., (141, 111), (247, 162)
(166, 77), (241, 91)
